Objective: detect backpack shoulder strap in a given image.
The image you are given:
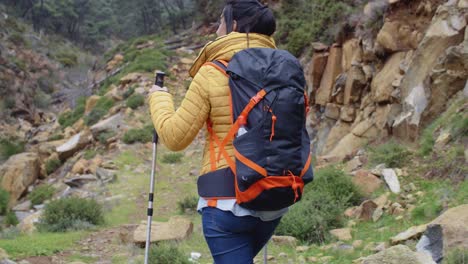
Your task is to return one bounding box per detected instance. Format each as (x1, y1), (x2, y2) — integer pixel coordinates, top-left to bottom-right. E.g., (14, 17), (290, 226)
(203, 60), (229, 77)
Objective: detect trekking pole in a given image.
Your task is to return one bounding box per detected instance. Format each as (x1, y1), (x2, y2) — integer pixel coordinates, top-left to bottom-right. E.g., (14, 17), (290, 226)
(263, 243), (268, 264)
(144, 71), (166, 264)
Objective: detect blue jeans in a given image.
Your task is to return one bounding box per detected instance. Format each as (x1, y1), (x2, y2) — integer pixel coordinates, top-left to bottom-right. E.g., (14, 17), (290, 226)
(202, 207), (281, 264)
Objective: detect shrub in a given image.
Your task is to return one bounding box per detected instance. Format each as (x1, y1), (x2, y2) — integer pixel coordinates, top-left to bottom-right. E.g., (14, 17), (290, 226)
(34, 90), (51, 109)
(29, 185), (55, 206)
(123, 87), (135, 99)
(162, 153), (184, 164)
(177, 195), (198, 214)
(58, 97), (86, 128)
(38, 197), (104, 232)
(123, 125), (153, 144)
(48, 134), (64, 141)
(4, 97), (16, 109)
(148, 243), (190, 264)
(4, 212), (19, 227)
(8, 33), (26, 46)
(84, 97), (115, 126)
(0, 137), (25, 161)
(369, 140), (411, 168)
(275, 167), (363, 243)
(45, 159), (61, 175)
(0, 226), (20, 240)
(97, 131), (116, 145)
(126, 94), (145, 109)
(0, 188), (9, 215)
(83, 149), (98, 160)
(54, 50), (78, 67)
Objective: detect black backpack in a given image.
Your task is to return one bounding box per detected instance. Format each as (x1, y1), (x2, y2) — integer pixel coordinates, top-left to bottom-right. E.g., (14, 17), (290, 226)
(197, 48), (314, 211)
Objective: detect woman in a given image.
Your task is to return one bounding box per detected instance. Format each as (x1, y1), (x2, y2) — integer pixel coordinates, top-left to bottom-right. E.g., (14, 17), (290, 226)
(148, 1), (284, 263)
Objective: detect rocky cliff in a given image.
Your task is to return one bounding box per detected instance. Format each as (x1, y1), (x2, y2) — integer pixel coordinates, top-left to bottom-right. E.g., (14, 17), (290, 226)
(304, 0), (467, 162)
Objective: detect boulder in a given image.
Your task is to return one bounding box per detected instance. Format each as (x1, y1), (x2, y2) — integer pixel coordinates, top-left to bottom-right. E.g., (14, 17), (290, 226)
(361, 245), (436, 264)
(416, 224), (444, 263)
(430, 204), (468, 253)
(56, 130), (92, 160)
(382, 169), (401, 193)
(0, 247), (9, 260)
(90, 113), (125, 137)
(325, 103), (341, 120)
(423, 43), (468, 126)
(330, 228), (352, 241)
(85, 95), (101, 114)
(352, 170), (382, 196)
(344, 66), (367, 105)
(371, 52), (406, 103)
(18, 211), (42, 234)
(340, 106), (356, 122)
(345, 157), (363, 173)
(376, 21), (421, 53)
(322, 121), (352, 154)
(342, 38), (361, 71)
(71, 159), (90, 174)
(316, 46), (343, 106)
(328, 133), (367, 161)
(133, 216), (193, 245)
(0, 153), (40, 206)
(309, 52), (329, 95)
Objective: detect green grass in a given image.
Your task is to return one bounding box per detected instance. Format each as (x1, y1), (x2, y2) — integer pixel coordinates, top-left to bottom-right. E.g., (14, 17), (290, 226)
(0, 232), (85, 259)
(0, 137), (25, 161)
(419, 97), (467, 156)
(45, 159), (62, 175)
(58, 97), (86, 128)
(368, 140), (411, 168)
(83, 97), (115, 126)
(126, 94), (145, 109)
(29, 185), (56, 206)
(99, 35), (171, 94)
(161, 152), (184, 164)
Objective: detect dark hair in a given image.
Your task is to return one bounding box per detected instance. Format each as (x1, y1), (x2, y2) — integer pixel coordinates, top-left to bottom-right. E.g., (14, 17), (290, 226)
(223, 0), (276, 36)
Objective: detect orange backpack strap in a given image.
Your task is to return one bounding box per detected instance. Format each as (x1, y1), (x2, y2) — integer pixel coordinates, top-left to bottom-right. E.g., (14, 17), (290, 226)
(206, 119), (236, 174)
(216, 89), (268, 162)
(203, 60), (229, 77)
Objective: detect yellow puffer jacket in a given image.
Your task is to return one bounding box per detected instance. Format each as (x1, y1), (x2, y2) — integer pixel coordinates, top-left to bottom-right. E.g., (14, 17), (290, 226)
(149, 32), (276, 175)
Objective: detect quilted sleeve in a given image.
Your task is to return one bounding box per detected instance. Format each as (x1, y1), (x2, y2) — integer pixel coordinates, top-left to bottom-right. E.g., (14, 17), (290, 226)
(148, 68), (210, 151)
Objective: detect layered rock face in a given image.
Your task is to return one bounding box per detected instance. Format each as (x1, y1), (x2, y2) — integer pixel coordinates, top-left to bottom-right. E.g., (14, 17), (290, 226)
(306, 0), (467, 161)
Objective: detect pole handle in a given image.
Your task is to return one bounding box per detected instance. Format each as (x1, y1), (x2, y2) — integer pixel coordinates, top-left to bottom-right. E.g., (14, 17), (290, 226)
(152, 71), (165, 145)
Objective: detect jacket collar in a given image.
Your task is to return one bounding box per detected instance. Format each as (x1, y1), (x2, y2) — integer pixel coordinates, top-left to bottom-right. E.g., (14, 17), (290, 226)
(189, 32), (276, 77)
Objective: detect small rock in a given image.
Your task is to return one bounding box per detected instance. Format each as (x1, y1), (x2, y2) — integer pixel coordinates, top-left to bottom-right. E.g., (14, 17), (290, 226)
(320, 256), (333, 262)
(395, 216), (404, 221)
(391, 224), (428, 245)
(18, 211), (42, 234)
(359, 200), (378, 220)
(372, 207), (384, 222)
(415, 191), (424, 197)
(382, 169), (401, 193)
(190, 252), (201, 260)
(12, 201), (31, 211)
(307, 256), (318, 262)
(373, 193), (390, 208)
(0, 248), (9, 259)
(345, 157), (363, 173)
(296, 246), (310, 252)
(278, 252), (288, 258)
(330, 228), (353, 241)
(347, 220), (357, 227)
(374, 242), (387, 252)
(96, 168), (117, 184)
(392, 207), (405, 216)
(370, 164), (386, 177)
(353, 240), (363, 248)
(271, 235), (297, 247)
(434, 131), (451, 150)
(64, 174), (98, 188)
(133, 216), (193, 245)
